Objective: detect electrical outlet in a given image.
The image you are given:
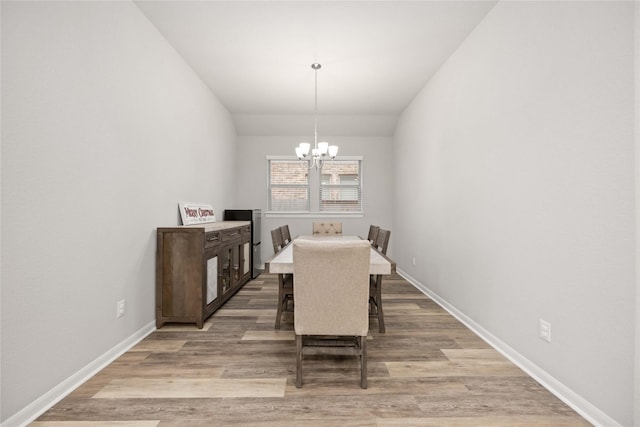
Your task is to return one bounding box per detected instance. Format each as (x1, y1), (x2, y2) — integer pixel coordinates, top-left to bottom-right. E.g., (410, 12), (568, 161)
(117, 299), (126, 318)
(539, 319), (551, 342)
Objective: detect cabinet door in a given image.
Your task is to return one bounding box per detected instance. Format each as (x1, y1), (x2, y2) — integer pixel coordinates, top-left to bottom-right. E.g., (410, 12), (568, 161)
(242, 241), (251, 281)
(243, 242), (250, 275)
(219, 246), (232, 295)
(206, 253), (218, 305)
(230, 243), (241, 288)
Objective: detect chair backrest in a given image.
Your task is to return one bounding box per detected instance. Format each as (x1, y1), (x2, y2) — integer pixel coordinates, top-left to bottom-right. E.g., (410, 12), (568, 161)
(293, 239), (370, 336)
(374, 229), (390, 255)
(271, 228), (285, 253)
(280, 225), (292, 245)
(367, 225), (380, 245)
(312, 221), (343, 235)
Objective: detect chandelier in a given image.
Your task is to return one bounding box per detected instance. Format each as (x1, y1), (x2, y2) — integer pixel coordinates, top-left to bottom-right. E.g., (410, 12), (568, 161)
(295, 63), (338, 169)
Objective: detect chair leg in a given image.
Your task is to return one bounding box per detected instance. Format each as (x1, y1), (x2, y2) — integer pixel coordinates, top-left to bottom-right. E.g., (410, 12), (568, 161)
(376, 280), (385, 333)
(275, 298), (282, 329)
(371, 275), (385, 333)
(275, 275), (284, 329)
(296, 335), (303, 388)
(360, 336), (367, 389)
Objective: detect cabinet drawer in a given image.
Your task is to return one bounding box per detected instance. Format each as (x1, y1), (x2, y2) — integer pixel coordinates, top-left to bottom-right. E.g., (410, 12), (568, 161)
(241, 225), (251, 235)
(222, 228), (242, 242)
(204, 231), (220, 248)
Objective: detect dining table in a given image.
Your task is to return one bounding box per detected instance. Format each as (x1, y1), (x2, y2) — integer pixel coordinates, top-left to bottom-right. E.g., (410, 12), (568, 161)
(264, 235), (396, 275)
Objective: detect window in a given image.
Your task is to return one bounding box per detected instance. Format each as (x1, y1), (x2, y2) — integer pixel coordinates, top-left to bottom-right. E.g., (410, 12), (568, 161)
(268, 160), (310, 212)
(268, 157), (363, 214)
(320, 160), (362, 212)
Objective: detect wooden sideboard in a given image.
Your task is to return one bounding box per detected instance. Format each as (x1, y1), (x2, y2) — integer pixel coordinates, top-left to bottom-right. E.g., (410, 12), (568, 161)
(156, 221), (252, 328)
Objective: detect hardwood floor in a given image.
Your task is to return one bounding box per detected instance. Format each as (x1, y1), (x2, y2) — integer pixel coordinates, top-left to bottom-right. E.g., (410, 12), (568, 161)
(31, 274), (591, 426)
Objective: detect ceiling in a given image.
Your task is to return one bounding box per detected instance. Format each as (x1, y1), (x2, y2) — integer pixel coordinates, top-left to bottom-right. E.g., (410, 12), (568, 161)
(134, 1), (497, 136)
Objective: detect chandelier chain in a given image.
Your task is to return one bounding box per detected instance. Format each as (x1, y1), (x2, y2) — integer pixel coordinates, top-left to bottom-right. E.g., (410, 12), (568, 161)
(314, 65), (318, 148)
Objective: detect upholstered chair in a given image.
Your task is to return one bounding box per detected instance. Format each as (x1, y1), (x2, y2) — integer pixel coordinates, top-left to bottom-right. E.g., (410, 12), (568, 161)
(312, 221), (343, 235)
(293, 239), (371, 388)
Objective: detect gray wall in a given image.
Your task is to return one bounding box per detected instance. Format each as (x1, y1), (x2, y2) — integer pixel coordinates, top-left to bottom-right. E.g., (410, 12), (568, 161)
(234, 135), (394, 263)
(1, 1), (236, 422)
(393, 2), (636, 426)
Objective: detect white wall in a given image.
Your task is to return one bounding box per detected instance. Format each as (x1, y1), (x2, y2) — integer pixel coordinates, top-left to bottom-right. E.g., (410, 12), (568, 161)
(235, 135), (394, 262)
(1, 1), (236, 423)
(393, 1), (635, 426)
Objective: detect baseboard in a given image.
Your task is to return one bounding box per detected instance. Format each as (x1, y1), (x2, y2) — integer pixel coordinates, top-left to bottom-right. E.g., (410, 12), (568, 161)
(396, 268), (622, 427)
(1, 321), (156, 427)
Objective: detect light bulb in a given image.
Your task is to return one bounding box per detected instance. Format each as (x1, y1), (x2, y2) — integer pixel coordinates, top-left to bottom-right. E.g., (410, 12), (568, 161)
(328, 145), (338, 158)
(299, 142), (310, 156)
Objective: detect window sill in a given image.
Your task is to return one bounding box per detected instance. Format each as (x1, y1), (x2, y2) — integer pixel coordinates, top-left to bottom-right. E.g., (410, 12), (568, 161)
(264, 211), (365, 219)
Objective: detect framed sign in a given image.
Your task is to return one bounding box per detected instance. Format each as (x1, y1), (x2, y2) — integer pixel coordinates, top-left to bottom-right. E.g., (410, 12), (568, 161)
(179, 202), (216, 226)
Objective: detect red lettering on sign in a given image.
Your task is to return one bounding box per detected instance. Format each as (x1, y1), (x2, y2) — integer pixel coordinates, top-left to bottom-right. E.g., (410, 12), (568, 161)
(184, 207), (198, 218)
(198, 208), (214, 217)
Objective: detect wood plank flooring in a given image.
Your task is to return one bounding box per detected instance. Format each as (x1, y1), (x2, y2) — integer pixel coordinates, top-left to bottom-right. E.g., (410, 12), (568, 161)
(31, 274), (591, 426)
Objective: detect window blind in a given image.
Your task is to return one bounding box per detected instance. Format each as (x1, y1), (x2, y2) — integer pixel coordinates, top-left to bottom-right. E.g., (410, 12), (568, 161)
(319, 160), (362, 212)
(269, 160), (310, 212)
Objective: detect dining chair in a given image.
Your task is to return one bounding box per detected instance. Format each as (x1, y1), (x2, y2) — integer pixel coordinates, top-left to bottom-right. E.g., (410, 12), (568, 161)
(370, 228), (390, 333)
(271, 228), (293, 328)
(293, 239), (371, 388)
(275, 272), (294, 329)
(312, 221), (342, 235)
(280, 224), (292, 245)
(271, 228), (285, 253)
(367, 225), (380, 245)
(373, 228), (390, 255)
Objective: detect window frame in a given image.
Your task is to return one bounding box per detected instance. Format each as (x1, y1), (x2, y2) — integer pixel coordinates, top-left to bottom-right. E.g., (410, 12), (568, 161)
(266, 155), (364, 218)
